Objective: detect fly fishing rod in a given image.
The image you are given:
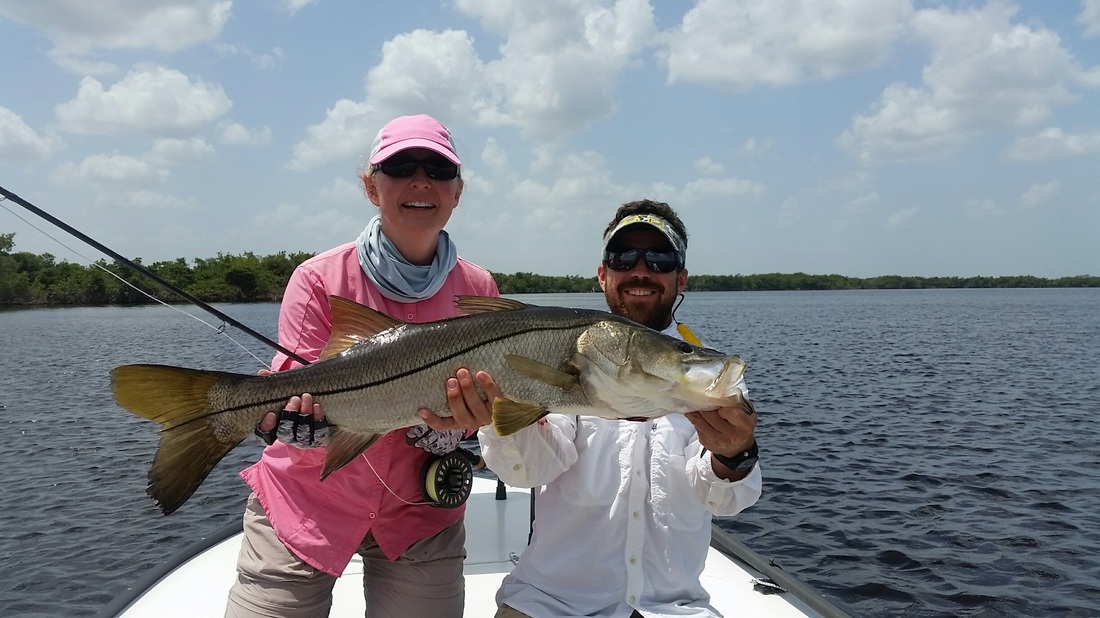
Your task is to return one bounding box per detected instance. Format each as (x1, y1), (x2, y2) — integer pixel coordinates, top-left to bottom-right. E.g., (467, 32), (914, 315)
(0, 183), (310, 365)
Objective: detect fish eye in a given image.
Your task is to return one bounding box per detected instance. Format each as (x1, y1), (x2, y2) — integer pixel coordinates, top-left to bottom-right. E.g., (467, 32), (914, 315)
(676, 341), (694, 353)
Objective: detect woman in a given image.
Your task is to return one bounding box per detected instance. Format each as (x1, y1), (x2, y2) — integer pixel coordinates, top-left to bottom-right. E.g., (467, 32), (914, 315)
(225, 114), (499, 618)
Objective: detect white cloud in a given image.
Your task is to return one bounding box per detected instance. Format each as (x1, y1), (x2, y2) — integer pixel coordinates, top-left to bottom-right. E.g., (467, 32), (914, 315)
(1006, 127), (1100, 160)
(283, 0), (317, 16)
(884, 205), (918, 229)
(50, 138), (212, 188)
(52, 152), (169, 186)
(838, 1), (1093, 164)
(317, 177), (366, 204)
(149, 138), (216, 165)
(214, 43), (286, 69)
(288, 29), (491, 171)
(249, 199), (366, 252)
(778, 198), (801, 227)
(1019, 181), (1060, 210)
(965, 198), (1004, 218)
(290, 3), (662, 170)
(811, 170), (875, 195)
(693, 156), (724, 175)
(220, 122), (273, 146)
(480, 138), (511, 176)
(738, 137), (775, 157)
(0, 1), (230, 66)
(465, 0), (658, 138)
(108, 189), (196, 210)
(288, 99), (376, 172)
(845, 191), (880, 216)
(681, 177), (766, 201)
(1081, 0), (1100, 37)
(0, 106), (64, 160)
(55, 66), (232, 136)
(659, 0), (911, 90)
(365, 30), (496, 126)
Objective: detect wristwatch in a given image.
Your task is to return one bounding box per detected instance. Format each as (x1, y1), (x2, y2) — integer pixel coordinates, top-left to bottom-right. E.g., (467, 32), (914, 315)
(712, 440), (758, 472)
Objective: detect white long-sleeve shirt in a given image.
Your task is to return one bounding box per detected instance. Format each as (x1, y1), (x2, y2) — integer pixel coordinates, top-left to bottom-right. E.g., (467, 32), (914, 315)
(478, 324), (763, 618)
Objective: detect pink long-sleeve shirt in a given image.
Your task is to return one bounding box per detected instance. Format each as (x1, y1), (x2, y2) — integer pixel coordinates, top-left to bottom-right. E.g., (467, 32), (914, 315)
(239, 241), (499, 576)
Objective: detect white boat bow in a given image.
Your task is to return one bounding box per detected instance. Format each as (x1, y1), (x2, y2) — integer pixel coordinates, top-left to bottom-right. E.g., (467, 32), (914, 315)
(98, 475), (852, 617)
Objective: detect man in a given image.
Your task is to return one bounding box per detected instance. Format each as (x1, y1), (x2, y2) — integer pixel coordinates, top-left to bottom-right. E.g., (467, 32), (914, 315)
(428, 199), (761, 618)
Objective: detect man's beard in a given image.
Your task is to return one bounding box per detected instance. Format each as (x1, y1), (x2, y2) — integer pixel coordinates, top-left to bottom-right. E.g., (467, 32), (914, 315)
(604, 284), (677, 331)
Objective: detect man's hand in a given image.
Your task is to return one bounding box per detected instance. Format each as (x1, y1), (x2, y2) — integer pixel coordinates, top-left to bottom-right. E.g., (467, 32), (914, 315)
(420, 368), (499, 433)
(684, 391), (758, 480)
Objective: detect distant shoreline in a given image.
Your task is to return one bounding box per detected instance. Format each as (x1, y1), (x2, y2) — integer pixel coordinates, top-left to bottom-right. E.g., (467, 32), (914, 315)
(1, 235), (1096, 306)
(3, 273), (1098, 308)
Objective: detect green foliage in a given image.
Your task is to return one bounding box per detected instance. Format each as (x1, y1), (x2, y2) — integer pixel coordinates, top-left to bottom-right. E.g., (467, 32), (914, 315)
(492, 272), (600, 294)
(0, 232), (1097, 306)
(0, 234), (312, 306)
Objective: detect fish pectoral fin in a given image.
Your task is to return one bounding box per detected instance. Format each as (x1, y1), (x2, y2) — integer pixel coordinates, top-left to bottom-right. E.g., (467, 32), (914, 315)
(320, 428), (383, 480)
(492, 398), (550, 437)
(320, 296), (405, 360)
(455, 295), (529, 315)
(504, 354), (579, 391)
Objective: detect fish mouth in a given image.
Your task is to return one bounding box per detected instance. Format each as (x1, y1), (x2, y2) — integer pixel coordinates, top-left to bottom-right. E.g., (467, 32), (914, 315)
(703, 357), (746, 397)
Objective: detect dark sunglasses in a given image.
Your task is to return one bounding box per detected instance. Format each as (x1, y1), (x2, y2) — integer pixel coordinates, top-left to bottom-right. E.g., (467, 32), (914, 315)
(603, 248), (682, 273)
(377, 155), (459, 180)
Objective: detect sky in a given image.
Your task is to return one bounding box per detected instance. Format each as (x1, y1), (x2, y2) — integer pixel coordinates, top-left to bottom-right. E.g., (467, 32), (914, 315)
(1, 0), (1098, 279)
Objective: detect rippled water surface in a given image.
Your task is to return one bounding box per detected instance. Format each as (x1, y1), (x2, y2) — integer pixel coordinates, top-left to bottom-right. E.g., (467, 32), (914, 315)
(2, 289), (1099, 617)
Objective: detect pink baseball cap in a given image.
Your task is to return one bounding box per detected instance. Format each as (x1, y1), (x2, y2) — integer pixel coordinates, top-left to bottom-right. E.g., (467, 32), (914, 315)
(368, 114), (461, 166)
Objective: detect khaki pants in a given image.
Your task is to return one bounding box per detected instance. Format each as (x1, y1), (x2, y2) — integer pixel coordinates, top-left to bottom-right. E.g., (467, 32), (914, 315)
(226, 493), (465, 618)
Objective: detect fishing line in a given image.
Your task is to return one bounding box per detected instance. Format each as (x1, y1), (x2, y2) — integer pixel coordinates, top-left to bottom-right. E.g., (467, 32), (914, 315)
(1, 198), (272, 368)
(0, 184), (309, 365)
(360, 450), (473, 509)
(361, 453), (432, 507)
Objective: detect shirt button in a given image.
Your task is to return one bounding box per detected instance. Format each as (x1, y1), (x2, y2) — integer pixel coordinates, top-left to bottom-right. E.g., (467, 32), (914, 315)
(407, 313), (414, 320)
(629, 595), (636, 603)
(629, 556), (636, 564)
(707, 500), (718, 507)
(635, 469), (641, 477)
(632, 511), (640, 519)
(386, 436), (393, 443)
(513, 464), (523, 471)
(368, 512), (377, 519)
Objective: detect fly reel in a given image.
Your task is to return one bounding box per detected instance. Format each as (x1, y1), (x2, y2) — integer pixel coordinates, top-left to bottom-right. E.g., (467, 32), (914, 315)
(420, 449), (474, 508)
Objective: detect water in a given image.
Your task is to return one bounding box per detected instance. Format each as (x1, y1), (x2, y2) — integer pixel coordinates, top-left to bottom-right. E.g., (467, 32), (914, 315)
(2, 290), (1099, 617)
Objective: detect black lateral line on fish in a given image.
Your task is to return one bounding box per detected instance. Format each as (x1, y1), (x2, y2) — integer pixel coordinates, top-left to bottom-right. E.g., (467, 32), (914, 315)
(193, 318), (597, 420)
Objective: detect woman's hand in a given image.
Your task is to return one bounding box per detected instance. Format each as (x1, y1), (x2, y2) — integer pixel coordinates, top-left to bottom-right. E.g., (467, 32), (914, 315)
(253, 369), (328, 448)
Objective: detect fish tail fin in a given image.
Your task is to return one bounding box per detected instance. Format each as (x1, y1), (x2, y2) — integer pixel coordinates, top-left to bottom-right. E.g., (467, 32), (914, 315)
(110, 364), (252, 515)
(491, 398), (550, 437)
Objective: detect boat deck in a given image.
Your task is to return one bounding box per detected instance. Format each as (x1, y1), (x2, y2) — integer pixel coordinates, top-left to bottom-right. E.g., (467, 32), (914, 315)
(105, 477), (844, 617)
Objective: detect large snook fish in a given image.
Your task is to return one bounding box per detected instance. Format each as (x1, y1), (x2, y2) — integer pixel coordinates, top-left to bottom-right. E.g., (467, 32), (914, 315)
(111, 296), (746, 514)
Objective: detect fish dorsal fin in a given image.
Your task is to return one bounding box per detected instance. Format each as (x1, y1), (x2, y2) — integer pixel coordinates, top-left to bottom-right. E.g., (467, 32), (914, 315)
(320, 296), (404, 360)
(320, 428), (382, 480)
(505, 354), (580, 391)
(455, 295), (529, 316)
(492, 397), (550, 437)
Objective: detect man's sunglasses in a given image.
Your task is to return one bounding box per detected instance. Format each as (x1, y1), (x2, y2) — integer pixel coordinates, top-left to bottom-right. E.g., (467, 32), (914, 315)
(603, 248), (682, 273)
(377, 155), (459, 180)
